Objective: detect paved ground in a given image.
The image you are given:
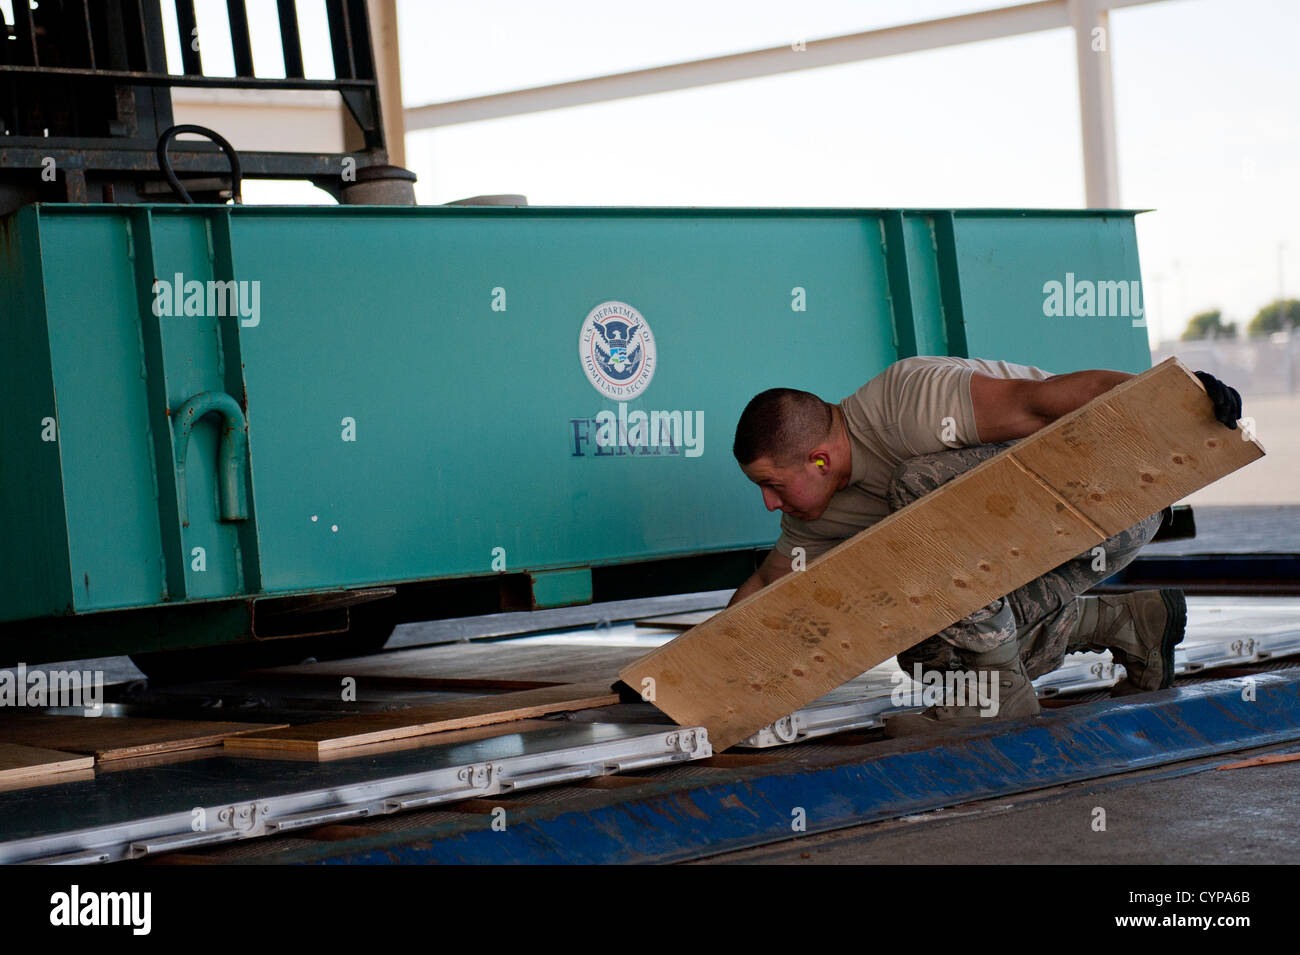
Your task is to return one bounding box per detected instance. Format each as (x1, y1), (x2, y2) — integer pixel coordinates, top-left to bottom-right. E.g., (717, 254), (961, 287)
(1182, 394), (1299, 506)
(692, 747), (1300, 865)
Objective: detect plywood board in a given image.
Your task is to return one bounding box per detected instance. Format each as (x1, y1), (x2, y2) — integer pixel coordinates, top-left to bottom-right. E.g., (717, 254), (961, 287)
(229, 719), (561, 762)
(619, 359), (1265, 750)
(633, 612), (718, 631)
(0, 742), (95, 783)
(1, 715), (289, 761)
(223, 681), (620, 754)
(96, 745), (229, 774)
(249, 642), (648, 690)
(0, 767), (96, 794)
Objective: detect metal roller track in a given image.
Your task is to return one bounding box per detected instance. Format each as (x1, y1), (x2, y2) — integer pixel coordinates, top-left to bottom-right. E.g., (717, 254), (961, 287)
(736, 619), (1300, 747)
(4, 598), (1295, 863)
(0, 723), (710, 865)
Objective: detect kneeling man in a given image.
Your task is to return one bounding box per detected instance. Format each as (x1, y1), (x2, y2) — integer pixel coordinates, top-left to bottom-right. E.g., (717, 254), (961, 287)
(730, 355), (1241, 735)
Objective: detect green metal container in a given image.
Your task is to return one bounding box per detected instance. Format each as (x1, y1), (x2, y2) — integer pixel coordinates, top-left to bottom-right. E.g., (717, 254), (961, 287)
(0, 204), (1150, 659)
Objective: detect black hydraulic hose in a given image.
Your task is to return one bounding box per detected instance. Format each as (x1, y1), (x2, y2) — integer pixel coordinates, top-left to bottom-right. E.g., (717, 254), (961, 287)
(156, 124), (243, 204)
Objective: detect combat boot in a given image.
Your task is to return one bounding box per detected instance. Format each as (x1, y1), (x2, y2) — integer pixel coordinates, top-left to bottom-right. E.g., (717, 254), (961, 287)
(884, 639), (1041, 737)
(1072, 589), (1186, 693)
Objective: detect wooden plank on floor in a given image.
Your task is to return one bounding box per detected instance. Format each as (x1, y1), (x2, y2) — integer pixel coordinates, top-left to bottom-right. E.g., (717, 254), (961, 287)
(230, 719), (562, 762)
(633, 611), (719, 631)
(1, 715), (289, 761)
(619, 358), (1265, 750)
(0, 742), (95, 783)
(223, 681), (620, 754)
(1216, 751), (1300, 771)
(247, 642), (650, 689)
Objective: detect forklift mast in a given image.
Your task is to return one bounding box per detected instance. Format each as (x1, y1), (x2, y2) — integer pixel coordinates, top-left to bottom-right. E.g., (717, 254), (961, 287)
(0, 0), (405, 212)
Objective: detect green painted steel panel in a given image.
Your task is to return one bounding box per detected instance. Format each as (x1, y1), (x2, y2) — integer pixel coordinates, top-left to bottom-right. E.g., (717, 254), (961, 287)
(901, 215), (950, 357)
(38, 213), (165, 612)
(146, 214), (246, 600)
(952, 213), (1150, 372)
(0, 204), (1151, 639)
(530, 568), (594, 610)
(0, 208), (74, 620)
(229, 211), (896, 591)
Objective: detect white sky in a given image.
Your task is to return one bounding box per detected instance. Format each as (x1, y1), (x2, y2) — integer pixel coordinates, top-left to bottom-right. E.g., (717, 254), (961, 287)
(184, 0), (1300, 347)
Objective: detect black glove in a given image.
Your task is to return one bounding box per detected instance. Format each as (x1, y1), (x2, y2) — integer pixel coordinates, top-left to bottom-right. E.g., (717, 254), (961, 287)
(1194, 371), (1242, 430)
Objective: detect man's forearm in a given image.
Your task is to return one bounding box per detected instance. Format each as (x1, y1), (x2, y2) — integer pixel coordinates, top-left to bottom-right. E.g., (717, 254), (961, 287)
(728, 572), (766, 607)
(1033, 369), (1133, 423)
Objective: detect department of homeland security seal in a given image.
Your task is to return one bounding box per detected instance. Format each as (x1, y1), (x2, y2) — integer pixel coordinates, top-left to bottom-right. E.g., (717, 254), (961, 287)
(578, 301), (656, 399)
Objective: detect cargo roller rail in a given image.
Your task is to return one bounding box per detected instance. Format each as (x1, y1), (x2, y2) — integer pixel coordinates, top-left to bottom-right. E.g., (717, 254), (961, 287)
(3, 591), (1300, 865)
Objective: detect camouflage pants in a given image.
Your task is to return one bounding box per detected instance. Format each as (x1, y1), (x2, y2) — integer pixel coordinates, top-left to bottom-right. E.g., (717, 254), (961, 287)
(889, 441), (1164, 680)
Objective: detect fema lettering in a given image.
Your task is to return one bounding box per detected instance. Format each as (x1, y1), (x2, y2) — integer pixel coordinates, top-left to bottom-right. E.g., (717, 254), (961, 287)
(570, 403), (704, 458)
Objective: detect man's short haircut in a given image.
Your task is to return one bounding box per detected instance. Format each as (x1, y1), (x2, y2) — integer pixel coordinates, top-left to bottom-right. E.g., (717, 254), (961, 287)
(733, 388), (833, 467)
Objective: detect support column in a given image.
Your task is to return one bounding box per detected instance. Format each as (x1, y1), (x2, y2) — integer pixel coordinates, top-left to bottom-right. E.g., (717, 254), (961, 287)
(357, 0), (406, 167)
(1070, 0), (1120, 207)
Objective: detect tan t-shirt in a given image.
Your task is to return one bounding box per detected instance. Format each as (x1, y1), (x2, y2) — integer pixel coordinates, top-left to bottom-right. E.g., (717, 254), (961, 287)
(772, 355), (1055, 562)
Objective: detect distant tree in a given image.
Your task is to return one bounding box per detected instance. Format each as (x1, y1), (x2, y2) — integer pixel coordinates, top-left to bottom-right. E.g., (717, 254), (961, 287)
(1248, 299), (1300, 337)
(1181, 309), (1237, 341)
